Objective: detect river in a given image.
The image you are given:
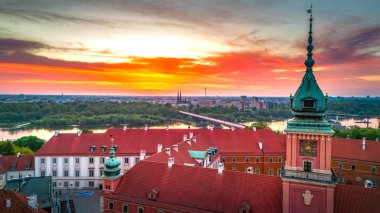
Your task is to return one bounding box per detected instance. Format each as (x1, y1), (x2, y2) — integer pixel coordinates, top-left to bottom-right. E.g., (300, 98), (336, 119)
(0, 118), (378, 141)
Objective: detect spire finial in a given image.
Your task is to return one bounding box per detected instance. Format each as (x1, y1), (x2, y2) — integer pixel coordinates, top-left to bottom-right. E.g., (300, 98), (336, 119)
(304, 3), (315, 72)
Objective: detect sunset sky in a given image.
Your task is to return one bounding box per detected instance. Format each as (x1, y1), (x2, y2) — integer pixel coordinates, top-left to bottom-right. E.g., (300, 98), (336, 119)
(0, 0), (379, 96)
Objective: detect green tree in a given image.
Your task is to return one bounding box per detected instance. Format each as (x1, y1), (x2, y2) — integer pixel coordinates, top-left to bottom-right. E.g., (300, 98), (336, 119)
(14, 146), (34, 155)
(13, 136), (45, 152)
(0, 141), (16, 155)
(81, 129), (93, 133)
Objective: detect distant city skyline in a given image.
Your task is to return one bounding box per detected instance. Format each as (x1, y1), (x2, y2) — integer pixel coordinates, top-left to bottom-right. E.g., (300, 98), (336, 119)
(0, 0), (379, 96)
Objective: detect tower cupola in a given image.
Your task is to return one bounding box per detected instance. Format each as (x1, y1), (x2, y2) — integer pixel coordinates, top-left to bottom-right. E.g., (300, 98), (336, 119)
(103, 147), (121, 178)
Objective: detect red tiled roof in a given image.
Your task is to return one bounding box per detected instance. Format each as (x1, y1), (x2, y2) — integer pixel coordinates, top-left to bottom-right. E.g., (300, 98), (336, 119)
(0, 190), (47, 213)
(332, 138), (380, 162)
(335, 184), (380, 213)
(35, 128), (286, 157)
(109, 161), (283, 213)
(0, 155), (34, 173)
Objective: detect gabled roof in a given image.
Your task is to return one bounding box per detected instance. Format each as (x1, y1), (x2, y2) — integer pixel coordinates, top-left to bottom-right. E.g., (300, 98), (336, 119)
(109, 161), (283, 213)
(331, 138), (380, 163)
(35, 128), (286, 156)
(0, 189), (47, 213)
(335, 184), (380, 213)
(0, 155), (34, 173)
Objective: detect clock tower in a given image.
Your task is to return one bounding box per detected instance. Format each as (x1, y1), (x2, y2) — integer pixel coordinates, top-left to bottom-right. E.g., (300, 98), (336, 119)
(282, 5), (336, 213)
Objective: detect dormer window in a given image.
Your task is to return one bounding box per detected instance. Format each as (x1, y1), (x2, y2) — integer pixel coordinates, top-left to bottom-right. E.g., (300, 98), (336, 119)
(10, 166), (15, 171)
(303, 99), (315, 108)
(90, 145), (96, 152)
(101, 146), (106, 153)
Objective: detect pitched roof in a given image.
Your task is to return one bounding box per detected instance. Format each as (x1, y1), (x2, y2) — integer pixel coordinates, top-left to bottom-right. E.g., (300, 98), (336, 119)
(331, 138), (380, 162)
(335, 184), (380, 213)
(35, 128), (286, 156)
(109, 161), (283, 213)
(0, 189), (47, 213)
(0, 155), (34, 173)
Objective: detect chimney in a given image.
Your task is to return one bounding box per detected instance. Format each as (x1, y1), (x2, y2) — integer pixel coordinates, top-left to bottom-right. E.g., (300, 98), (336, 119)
(189, 132), (193, 139)
(140, 150), (146, 160)
(231, 126), (235, 131)
(166, 125), (169, 130)
(217, 163), (224, 175)
(144, 124), (148, 131)
(172, 145), (179, 152)
(210, 125), (214, 131)
(362, 137), (366, 150)
(123, 124), (127, 131)
(168, 157), (174, 168)
(27, 194), (37, 209)
(16, 153), (20, 158)
(252, 126), (257, 131)
(6, 198), (11, 208)
(157, 144), (163, 153)
(246, 167), (253, 174)
(165, 148), (171, 156)
(346, 135), (350, 139)
(183, 134), (187, 142)
(376, 138), (379, 142)
(77, 130), (82, 136)
(192, 136), (197, 143)
(54, 130), (59, 136)
(258, 140), (263, 150)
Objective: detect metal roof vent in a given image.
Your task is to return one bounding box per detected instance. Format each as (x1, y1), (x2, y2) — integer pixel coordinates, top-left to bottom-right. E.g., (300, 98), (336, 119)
(144, 124), (148, 131)
(362, 137), (366, 150)
(157, 144), (163, 153)
(218, 163), (224, 175)
(165, 148), (170, 156)
(54, 130), (59, 136)
(365, 180), (373, 188)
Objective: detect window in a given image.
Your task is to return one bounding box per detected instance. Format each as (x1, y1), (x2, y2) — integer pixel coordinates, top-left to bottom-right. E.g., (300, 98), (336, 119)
(277, 169), (282, 176)
(64, 182), (68, 187)
(278, 157), (282, 163)
(89, 157), (94, 164)
(89, 181), (94, 187)
(64, 158), (68, 164)
(52, 182), (57, 187)
(108, 201), (114, 210)
(75, 170), (80, 177)
(269, 157), (273, 163)
(89, 169), (94, 177)
(371, 179), (378, 187)
(268, 168), (274, 176)
(221, 157), (226, 163)
(138, 207), (144, 213)
(135, 157), (140, 164)
(40, 158), (45, 164)
(75, 181), (79, 187)
(232, 157), (236, 163)
(10, 166), (15, 171)
(53, 158), (57, 164)
(52, 170), (57, 177)
(124, 158), (129, 164)
(157, 210), (164, 213)
(100, 169), (104, 176)
(245, 157), (249, 163)
(64, 170), (69, 177)
(304, 161), (312, 172)
(100, 158), (105, 164)
(303, 99), (315, 108)
(256, 157), (260, 163)
(75, 158), (80, 164)
(337, 174), (344, 183)
(123, 204), (128, 213)
(10, 175), (13, 179)
(371, 166), (377, 173)
(40, 171), (45, 177)
(338, 162), (344, 169)
(255, 168), (260, 174)
(351, 164), (356, 171)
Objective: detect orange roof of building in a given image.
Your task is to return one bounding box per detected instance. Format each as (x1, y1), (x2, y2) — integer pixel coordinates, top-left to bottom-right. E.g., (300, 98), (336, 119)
(0, 189), (47, 213)
(331, 138), (380, 162)
(107, 160), (283, 213)
(335, 184), (380, 213)
(0, 155), (34, 173)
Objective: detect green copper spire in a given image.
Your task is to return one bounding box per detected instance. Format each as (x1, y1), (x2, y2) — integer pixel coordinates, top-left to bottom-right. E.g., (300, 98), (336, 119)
(285, 5), (334, 134)
(103, 147), (121, 179)
(304, 4), (315, 72)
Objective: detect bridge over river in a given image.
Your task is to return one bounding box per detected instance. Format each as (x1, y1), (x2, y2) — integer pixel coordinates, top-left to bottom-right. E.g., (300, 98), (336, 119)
(179, 111), (247, 129)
